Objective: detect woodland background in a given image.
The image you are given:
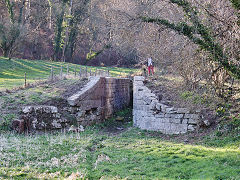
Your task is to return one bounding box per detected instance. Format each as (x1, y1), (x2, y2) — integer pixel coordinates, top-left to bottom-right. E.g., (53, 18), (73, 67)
(0, 3), (240, 178)
(0, 0), (239, 93)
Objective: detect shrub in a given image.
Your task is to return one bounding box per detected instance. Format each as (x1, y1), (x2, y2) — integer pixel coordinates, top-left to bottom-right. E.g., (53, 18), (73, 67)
(0, 114), (16, 130)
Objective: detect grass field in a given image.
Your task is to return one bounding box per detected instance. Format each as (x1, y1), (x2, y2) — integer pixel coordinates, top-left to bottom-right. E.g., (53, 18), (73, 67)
(0, 57), (138, 90)
(0, 117), (240, 179)
(0, 57), (240, 179)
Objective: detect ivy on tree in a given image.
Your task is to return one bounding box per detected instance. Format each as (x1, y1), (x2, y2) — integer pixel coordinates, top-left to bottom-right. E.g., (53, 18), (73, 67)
(140, 0), (240, 79)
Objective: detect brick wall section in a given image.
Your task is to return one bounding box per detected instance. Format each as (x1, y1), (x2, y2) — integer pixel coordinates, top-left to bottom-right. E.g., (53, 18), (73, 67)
(133, 76), (199, 134)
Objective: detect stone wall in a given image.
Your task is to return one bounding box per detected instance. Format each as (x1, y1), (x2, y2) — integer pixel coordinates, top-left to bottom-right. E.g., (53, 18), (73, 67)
(67, 77), (131, 125)
(12, 105), (71, 133)
(22, 106), (67, 129)
(133, 76), (199, 134)
(13, 77), (131, 133)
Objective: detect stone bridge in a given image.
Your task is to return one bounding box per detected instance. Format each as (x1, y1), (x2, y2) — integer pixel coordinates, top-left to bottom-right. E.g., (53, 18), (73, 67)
(16, 76), (131, 132)
(15, 76), (199, 134)
(67, 76), (131, 125)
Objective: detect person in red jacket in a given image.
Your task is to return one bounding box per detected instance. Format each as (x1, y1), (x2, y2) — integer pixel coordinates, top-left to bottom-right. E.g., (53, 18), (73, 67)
(147, 57), (154, 76)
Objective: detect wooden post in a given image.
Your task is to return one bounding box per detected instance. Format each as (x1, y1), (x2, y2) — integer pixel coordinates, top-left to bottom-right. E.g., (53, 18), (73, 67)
(79, 67), (82, 77)
(86, 67), (88, 76)
(108, 68), (110, 77)
(90, 68), (92, 76)
(74, 65), (76, 77)
(95, 68), (97, 76)
(60, 65), (63, 78)
(24, 72), (27, 88)
(51, 66), (53, 81)
(67, 64), (69, 76)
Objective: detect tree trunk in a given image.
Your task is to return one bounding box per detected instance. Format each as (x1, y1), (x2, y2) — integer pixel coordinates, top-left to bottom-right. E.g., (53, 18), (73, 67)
(3, 47), (10, 58)
(47, 0), (52, 29)
(62, 0), (73, 62)
(54, 2), (66, 61)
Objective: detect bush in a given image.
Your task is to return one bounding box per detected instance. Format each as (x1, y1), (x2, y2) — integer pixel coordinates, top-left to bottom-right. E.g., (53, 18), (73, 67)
(0, 114), (16, 130)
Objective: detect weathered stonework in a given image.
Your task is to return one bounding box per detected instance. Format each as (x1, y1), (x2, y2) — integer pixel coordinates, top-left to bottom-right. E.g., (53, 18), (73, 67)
(20, 105), (69, 131)
(133, 76), (199, 134)
(13, 77), (131, 132)
(67, 76), (131, 125)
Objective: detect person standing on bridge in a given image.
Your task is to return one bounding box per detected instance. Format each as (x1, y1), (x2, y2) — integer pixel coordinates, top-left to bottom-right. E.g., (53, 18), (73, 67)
(147, 57), (154, 76)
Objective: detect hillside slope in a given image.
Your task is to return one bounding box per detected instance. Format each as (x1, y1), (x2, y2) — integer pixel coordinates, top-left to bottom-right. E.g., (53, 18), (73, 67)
(0, 57), (137, 90)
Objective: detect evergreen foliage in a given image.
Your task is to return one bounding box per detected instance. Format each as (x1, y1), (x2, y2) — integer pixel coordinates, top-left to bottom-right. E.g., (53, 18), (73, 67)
(64, 0), (91, 61)
(229, 0), (240, 26)
(4, 0), (15, 23)
(54, 0), (68, 61)
(230, 0), (240, 10)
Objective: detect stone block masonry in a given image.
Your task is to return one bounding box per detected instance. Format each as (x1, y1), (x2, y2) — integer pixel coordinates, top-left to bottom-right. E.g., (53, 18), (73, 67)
(133, 76), (199, 134)
(13, 77), (131, 132)
(20, 106), (68, 130)
(13, 76), (199, 134)
(67, 76), (131, 125)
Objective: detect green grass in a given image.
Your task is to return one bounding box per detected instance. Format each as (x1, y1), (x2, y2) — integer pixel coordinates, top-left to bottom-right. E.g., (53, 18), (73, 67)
(0, 125), (239, 179)
(0, 57), (139, 90)
(0, 57), (239, 179)
(0, 78), (88, 124)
